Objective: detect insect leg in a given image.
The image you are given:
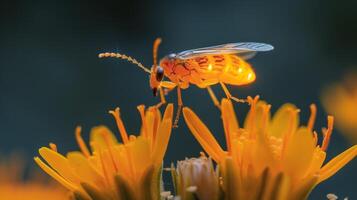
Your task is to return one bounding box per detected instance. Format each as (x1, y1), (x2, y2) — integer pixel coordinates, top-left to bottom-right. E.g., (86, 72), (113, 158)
(160, 81), (177, 94)
(156, 81), (177, 108)
(155, 87), (167, 108)
(206, 86), (221, 110)
(219, 82), (246, 103)
(173, 87), (183, 128)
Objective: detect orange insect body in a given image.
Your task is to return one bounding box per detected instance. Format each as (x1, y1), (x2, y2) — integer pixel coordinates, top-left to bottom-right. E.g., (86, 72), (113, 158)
(99, 38), (273, 127)
(160, 54), (256, 89)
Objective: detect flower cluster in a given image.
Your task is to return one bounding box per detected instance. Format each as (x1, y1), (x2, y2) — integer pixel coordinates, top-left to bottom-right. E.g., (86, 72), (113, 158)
(183, 97), (357, 200)
(30, 96), (356, 200)
(34, 104), (173, 200)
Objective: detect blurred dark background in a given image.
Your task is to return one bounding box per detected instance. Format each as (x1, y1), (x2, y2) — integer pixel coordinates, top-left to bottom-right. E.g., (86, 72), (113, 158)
(0, 0), (356, 199)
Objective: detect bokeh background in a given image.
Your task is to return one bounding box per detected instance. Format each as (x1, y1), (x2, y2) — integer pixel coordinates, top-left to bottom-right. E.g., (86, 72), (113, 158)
(0, 0), (356, 199)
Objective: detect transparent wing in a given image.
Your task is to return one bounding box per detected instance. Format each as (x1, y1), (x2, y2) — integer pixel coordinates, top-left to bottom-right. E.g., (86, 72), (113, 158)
(176, 42), (274, 60)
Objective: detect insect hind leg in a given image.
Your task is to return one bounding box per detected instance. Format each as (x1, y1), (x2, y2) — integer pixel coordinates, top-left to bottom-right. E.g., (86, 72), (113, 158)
(219, 82), (247, 103)
(206, 86), (221, 110)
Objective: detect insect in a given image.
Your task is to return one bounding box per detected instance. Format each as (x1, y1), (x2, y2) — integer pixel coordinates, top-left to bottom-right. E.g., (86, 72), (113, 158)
(98, 38), (273, 127)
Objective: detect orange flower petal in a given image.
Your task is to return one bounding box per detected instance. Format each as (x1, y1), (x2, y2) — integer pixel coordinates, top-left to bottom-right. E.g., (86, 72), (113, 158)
(221, 98), (240, 153)
(183, 107), (226, 162)
(244, 100), (271, 139)
(151, 104), (173, 166)
(269, 103), (299, 138)
(67, 151), (105, 187)
(125, 136), (151, 175)
(34, 157), (79, 191)
(152, 118), (172, 166)
(318, 145), (357, 183)
(89, 126), (118, 153)
(283, 127), (315, 179)
(38, 147), (80, 184)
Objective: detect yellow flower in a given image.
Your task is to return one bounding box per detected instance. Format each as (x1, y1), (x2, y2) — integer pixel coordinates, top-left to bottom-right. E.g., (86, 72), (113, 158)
(0, 154), (68, 200)
(322, 72), (357, 143)
(34, 104), (173, 200)
(183, 97), (357, 200)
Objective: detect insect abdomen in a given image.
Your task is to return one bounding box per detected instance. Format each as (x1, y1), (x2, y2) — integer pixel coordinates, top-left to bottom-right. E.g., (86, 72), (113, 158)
(167, 54), (255, 87)
(194, 54), (256, 86)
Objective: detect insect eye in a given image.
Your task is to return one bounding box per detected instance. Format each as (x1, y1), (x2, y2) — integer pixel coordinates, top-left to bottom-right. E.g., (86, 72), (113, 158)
(156, 66), (164, 82)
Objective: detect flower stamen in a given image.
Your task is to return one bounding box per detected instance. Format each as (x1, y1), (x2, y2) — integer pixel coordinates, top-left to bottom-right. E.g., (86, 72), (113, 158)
(109, 107), (129, 144)
(75, 126), (91, 158)
(49, 143), (57, 152)
(308, 104), (317, 132)
(313, 131), (318, 146)
(137, 105), (148, 138)
(322, 116), (334, 152)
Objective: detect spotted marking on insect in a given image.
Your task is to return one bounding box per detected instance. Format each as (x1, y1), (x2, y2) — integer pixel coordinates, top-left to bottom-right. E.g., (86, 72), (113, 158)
(98, 38), (274, 127)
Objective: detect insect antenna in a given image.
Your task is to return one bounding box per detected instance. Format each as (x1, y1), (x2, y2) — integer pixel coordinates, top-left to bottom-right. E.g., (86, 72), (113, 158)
(152, 38), (162, 71)
(98, 52), (151, 74)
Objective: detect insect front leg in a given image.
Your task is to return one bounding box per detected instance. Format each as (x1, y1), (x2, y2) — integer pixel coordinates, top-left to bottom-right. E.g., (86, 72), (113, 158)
(161, 81), (177, 95)
(173, 86), (183, 128)
(155, 88), (167, 108)
(220, 82), (247, 103)
(156, 81), (177, 108)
